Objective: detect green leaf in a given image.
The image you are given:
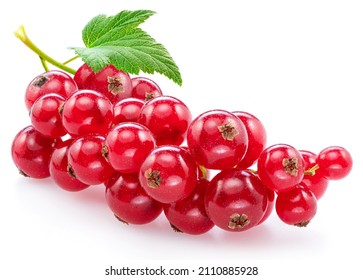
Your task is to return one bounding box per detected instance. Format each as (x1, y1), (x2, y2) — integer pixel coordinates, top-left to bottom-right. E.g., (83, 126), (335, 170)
(71, 10), (182, 86)
(82, 10), (156, 48)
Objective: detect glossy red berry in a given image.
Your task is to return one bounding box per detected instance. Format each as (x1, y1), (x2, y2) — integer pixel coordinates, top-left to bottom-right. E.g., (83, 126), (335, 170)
(275, 185), (317, 227)
(104, 122), (156, 173)
(67, 135), (115, 185)
(257, 187), (275, 225)
(131, 77), (163, 101)
(25, 70), (77, 111)
(205, 169), (268, 232)
(316, 146), (353, 180)
(61, 89), (113, 136)
(105, 173), (163, 224)
(49, 139), (90, 192)
(138, 96), (192, 146)
(257, 144), (305, 193)
(187, 109), (248, 170)
(164, 179), (214, 235)
(233, 111), (267, 169)
(112, 98), (145, 125)
(11, 126), (56, 178)
(30, 93), (66, 139)
(300, 150), (329, 200)
(73, 63), (95, 89)
(139, 145), (198, 203)
(86, 64), (132, 103)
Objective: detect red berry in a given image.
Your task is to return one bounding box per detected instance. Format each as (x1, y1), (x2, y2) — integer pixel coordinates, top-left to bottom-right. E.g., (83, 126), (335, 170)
(275, 185), (317, 227)
(233, 111), (267, 169)
(105, 173), (163, 224)
(316, 146), (353, 180)
(67, 135), (115, 185)
(11, 126), (56, 178)
(49, 139), (90, 192)
(86, 64), (132, 103)
(138, 96), (192, 146)
(30, 93), (66, 139)
(113, 98), (145, 125)
(73, 63), (95, 89)
(139, 145), (198, 203)
(61, 89), (113, 136)
(25, 70), (77, 111)
(131, 77), (163, 101)
(187, 109), (248, 170)
(257, 144), (305, 192)
(104, 122), (156, 173)
(300, 150), (329, 200)
(164, 179), (214, 235)
(257, 187), (275, 225)
(205, 169), (268, 232)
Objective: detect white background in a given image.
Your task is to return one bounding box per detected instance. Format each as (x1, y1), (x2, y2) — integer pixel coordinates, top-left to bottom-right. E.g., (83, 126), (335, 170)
(0, 0), (362, 279)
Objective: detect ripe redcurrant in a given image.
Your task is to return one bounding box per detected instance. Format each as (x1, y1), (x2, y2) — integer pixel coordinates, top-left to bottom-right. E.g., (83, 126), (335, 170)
(275, 185), (317, 227)
(187, 109), (248, 170)
(105, 173), (163, 224)
(138, 96), (192, 146)
(112, 98), (145, 125)
(316, 146), (353, 180)
(257, 144), (305, 193)
(25, 70), (77, 111)
(11, 126), (56, 178)
(131, 77), (163, 101)
(139, 145), (198, 203)
(61, 89), (113, 136)
(205, 169), (268, 232)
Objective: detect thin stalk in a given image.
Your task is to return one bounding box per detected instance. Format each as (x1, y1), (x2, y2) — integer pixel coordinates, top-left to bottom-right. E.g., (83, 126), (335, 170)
(14, 25), (76, 74)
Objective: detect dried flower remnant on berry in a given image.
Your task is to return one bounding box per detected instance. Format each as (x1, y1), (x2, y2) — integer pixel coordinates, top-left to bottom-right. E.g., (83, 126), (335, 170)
(228, 213), (250, 230)
(218, 122), (239, 141)
(32, 75), (48, 87)
(108, 76), (124, 95)
(145, 92), (154, 101)
(282, 158), (299, 176)
(170, 223), (182, 233)
(144, 168), (162, 188)
(295, 220), (310, 227)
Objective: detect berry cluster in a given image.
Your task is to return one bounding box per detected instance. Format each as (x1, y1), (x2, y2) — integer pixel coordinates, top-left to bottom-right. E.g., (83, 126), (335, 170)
(11, 65), (353, 235)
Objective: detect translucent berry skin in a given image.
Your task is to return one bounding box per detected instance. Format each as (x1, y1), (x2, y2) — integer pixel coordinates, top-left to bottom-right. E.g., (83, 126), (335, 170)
(30, 93), (67, 139)
(233, 111), (267, 169)
(11, 126), (56, 178)
(105, 173), (163, 225)
(113, 98), (145, 125)
(131, 77), (163, 101)
(257, 144), (305, 193)
(73, 63), (95, 89)
(257, 187), (275, 225)
(139, 145), (198, 204)
(61, 90), (113, 136)
(105, 123), (156, 173)
(164, 180), (214, 235)
(86, 64), (132, 103)
(49, 139), (89, 192)
(300, 150), (328, 200)
(138, 96), (192, 146)
(316, 146), (353, 180)
(25, 70), (78, 111)
(187, 109), (248, 170)
(67, 135), (115, 185)
(205, 169), (268, 232)
(275, 185), (317, 227)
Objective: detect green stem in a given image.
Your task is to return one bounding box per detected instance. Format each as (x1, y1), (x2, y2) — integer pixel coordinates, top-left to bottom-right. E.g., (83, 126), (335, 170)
(39, 56), (49, 72)
(63, 55), (79, 65)
(14, 25), (76, 75)
(304, 164), (320, 176)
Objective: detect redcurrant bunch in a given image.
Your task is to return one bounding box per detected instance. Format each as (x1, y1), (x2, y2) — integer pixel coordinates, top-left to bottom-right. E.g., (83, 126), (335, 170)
(11, 64), (353, 236)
